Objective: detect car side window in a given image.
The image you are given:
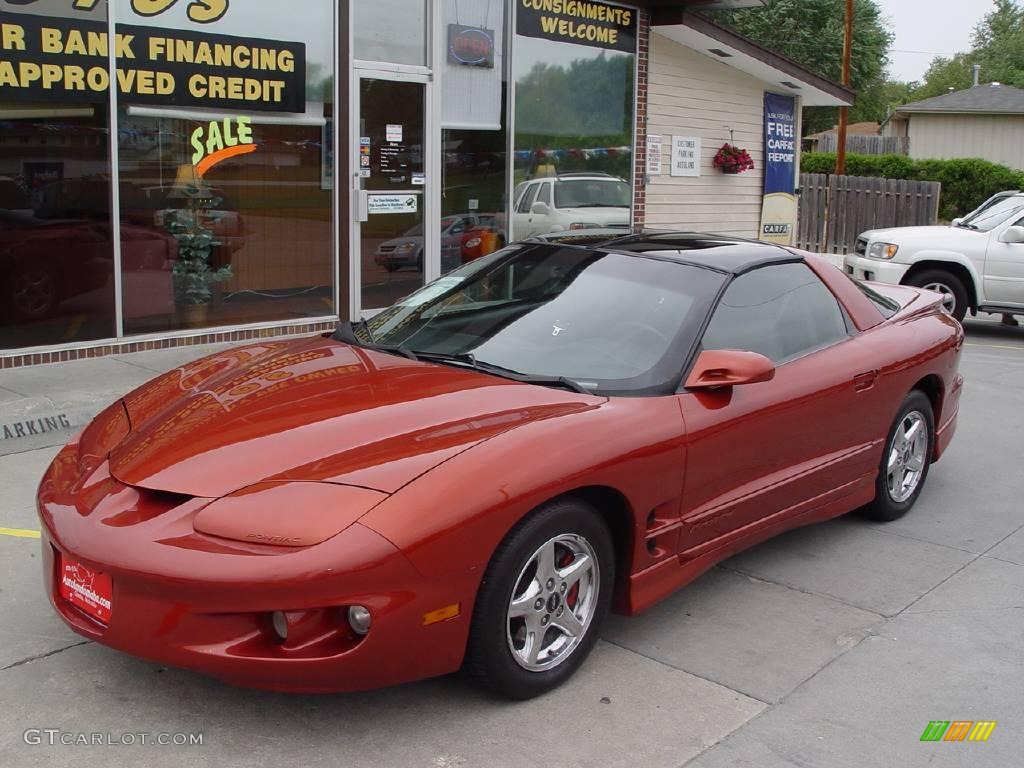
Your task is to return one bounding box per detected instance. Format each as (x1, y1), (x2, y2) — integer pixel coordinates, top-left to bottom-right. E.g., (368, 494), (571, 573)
(701, 262), (850, 364)
(536, 182), (552, 208)
(517, 183), (540, 214)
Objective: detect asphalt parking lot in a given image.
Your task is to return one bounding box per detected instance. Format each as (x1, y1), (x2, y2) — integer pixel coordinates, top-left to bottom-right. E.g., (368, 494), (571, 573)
(0, 316), (1021, 768)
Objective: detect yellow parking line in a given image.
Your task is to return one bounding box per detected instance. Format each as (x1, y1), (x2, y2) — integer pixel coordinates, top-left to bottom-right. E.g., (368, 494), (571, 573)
(0, 527), (41, 539)
(965, 342), (1024, 352)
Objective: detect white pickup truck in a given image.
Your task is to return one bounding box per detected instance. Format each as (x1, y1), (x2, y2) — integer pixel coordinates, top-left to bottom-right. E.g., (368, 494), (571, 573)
(844, 191), (1024, 322)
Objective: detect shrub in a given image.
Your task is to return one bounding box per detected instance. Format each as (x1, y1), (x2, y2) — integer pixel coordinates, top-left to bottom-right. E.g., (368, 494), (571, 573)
(800, 153), (1024, 220)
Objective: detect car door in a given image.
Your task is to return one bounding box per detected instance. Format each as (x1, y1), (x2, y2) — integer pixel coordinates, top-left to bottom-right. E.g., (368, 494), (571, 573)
(676, 262), (879, 555)
(529, 181), (554, 235)
(511, 182), (540, 241)
(984, 214), (1024, 306)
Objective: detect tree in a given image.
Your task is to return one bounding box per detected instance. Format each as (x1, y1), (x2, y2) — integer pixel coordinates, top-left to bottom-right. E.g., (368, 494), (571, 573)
(709, 0), (894, 134)
(915, 0), (1024, 98)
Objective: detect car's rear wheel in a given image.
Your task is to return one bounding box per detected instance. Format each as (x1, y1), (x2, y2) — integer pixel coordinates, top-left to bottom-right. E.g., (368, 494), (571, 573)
(859, 390), (935, 522)
(11, 266), (57, 321)
(464, 497), (614, 699)
(906, 269), (968, 322)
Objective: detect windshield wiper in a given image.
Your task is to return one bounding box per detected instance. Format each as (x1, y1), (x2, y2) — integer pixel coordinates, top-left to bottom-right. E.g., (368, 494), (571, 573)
(954, 221), (979, 230)
(410, 351), (594, 394)
(331, 322), (419, 360)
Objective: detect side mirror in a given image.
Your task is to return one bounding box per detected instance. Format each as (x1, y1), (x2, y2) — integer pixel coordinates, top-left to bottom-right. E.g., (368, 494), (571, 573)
(531, 201), (551, 216)
(685, 349), (775, 390)
(999, 225), (1024, 244)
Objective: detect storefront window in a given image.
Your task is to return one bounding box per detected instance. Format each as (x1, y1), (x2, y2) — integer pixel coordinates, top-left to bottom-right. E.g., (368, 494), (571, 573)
(114, 0), (336, 333)
(353, 0), (428, 67)
(440, 0), (508, 274)
(511, 2), (637, 240)
(0, 2), (116, 350)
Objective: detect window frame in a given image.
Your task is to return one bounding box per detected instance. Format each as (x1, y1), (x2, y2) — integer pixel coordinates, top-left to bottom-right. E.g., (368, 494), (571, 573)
(688, 261), (857, 381)
(517, 182), (541, 214)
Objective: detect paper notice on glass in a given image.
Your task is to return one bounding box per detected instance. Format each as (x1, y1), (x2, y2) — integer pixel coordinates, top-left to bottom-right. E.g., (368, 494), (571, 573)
(367, 194), (418, 214)
(646, 134), (663, 175)
(386, 124), (403, 143)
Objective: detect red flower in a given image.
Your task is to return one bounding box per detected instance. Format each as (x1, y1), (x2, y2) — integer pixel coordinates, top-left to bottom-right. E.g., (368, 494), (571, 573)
(713, 143), (755, 174)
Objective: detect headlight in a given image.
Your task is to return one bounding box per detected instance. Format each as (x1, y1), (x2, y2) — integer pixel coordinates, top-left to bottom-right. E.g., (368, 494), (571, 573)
(868, 242), (899, 260)
(465, 237), (482, 248)
(395, 242), (416, 252)
(568, 222), (600, 231)
(193, 481), (386, 546)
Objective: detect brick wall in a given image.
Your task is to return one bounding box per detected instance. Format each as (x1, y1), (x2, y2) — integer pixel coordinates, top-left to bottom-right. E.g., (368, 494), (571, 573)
(632, 9), (651, 229)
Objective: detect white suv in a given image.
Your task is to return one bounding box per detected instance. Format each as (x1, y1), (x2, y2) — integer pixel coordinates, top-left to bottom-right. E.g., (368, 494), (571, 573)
(511, 173), (631, 240)
(844, 191), (1024, 322)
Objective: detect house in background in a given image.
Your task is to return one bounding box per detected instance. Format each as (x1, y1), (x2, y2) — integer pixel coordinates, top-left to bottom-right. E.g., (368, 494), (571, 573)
(882, 82), (1024, 170)
(802, 122), (881, 153)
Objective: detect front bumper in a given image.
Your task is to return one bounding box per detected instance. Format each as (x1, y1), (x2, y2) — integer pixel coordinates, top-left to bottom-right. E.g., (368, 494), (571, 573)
(844, 254), (911, 285)
(37, 445), (477, 693)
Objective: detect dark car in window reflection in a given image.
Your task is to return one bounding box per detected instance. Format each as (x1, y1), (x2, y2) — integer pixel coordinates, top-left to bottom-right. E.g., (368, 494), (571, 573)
(0, 209), (178, 322)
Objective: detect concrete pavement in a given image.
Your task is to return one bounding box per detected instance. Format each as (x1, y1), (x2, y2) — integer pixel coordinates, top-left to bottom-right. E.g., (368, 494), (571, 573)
(0, 317), (1021, 767)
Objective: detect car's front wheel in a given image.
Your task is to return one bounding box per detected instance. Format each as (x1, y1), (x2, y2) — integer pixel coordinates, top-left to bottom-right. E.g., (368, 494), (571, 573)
(906, 269), (968, 322)
(464, 498), (614, 699)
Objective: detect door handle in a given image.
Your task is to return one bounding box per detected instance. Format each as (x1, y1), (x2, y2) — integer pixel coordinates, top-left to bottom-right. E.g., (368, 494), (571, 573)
(853, 370), (878, 392)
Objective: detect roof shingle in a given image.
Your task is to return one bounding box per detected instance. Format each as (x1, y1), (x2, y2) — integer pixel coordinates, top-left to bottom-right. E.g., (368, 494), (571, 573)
(895, 83), (1024, 115)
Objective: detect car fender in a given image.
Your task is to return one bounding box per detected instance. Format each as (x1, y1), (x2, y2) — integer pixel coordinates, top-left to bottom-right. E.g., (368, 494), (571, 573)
(358, 395), (688, 582)
(897, 249), (985, 302)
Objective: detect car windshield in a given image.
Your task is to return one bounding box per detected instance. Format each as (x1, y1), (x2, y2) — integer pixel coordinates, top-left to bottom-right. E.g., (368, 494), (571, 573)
(354, 243), (725, 395)
(554, 179), (631, 209)
(958, 196), (1024, 232)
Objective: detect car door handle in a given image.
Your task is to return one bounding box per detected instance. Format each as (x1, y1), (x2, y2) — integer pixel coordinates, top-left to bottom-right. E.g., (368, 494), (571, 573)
(854, 370), (878, 392)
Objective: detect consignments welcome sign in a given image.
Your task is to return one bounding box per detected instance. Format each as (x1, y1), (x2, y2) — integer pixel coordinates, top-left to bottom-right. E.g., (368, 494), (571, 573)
(516, 0), (637, 53)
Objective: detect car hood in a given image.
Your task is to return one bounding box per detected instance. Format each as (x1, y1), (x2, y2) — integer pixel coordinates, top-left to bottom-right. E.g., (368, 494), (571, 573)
(379, 236), (423, 249)
(109, 336), (599, 498)
(558, 207), (630, 224)
(859, 225), (981, 246)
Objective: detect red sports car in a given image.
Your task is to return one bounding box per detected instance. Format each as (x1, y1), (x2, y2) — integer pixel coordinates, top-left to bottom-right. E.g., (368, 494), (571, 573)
(37, 232), (964, 699)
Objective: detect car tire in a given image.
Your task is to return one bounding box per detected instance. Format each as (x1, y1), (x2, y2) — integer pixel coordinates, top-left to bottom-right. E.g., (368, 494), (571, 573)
(905, 269), (968, 322)
(463, 497), (614, 700)
(11, 266), (57, 321)
(859, 390), (935, 522)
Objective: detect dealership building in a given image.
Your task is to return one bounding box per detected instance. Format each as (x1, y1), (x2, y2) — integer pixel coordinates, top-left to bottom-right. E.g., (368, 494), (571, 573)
(0, 0), (851, 367)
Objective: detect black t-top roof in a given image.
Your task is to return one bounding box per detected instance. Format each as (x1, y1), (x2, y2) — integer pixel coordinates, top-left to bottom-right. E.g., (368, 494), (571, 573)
(532, 229), (802, 275)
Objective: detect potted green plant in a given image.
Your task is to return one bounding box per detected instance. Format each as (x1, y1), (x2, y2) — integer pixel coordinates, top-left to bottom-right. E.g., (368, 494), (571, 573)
(162, 177), (233, 328)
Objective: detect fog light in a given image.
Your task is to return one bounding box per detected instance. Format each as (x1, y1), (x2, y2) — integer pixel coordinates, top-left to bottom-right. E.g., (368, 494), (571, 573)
(347, 605), (371, 635)
(271, 611), (288, 642)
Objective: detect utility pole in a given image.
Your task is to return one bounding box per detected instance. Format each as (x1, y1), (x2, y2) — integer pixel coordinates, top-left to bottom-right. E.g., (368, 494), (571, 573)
(835, 0), (854, 175)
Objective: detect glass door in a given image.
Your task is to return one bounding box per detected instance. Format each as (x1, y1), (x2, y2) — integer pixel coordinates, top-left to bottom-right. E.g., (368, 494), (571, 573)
(354, 75), (428, 314)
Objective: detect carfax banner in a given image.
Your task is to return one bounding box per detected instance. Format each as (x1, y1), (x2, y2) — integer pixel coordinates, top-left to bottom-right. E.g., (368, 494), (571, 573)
(516, 0), (637, 53)
(0, 10), (306, 112)
(759, 92), (798, 245)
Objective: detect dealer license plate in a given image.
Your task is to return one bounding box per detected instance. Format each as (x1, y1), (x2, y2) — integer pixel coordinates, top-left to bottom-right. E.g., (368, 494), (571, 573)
(58, 554), (113, 625)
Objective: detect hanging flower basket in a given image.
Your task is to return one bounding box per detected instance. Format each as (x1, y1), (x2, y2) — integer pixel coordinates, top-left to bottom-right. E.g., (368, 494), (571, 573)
(713, 143), (755, 175)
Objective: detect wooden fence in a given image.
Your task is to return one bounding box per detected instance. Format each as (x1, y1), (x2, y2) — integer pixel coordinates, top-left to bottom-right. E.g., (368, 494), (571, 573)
(796, 173), (941, 255)
(815, 134), (910, 156)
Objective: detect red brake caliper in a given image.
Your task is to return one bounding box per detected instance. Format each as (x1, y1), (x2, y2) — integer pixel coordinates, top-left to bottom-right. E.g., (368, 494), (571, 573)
(558, 549), (580, 609)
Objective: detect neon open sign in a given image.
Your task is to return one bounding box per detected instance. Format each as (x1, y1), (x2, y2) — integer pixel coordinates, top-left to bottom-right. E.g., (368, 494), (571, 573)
(447, 24), (494, 69)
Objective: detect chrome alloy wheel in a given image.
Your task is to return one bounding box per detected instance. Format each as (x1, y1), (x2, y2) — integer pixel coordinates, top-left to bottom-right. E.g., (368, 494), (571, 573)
(887, 410), (928, 503)
(922, 281), (956, 315)
(506, 533), (599, 672)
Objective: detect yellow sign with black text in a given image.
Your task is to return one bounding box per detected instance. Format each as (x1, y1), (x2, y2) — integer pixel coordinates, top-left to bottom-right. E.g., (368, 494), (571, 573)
(0, 10), (306, 112)
(516, 0), (637, 53)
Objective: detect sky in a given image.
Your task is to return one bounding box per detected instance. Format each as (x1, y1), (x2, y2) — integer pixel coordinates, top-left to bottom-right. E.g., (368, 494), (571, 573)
(876, 0), (996, 83)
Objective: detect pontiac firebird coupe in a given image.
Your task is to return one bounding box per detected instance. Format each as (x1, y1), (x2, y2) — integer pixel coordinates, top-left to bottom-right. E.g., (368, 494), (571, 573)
(38, 232), (964, 699)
